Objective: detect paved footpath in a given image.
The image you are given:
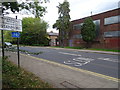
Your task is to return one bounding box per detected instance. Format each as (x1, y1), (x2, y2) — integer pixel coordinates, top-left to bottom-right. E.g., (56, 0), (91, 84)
(5, 51), (119, 89)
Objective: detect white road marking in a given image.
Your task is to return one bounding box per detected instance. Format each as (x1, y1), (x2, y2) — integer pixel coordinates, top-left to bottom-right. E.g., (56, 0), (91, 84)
(59, 52), (81, 56)
(73, 57), (94, 66)
(75, 57), (94, 61)
(74, 62), (82, 66)
(64, 61), (73, 64)
(98, 58), (118, 62)
(64, 57), (94, 67)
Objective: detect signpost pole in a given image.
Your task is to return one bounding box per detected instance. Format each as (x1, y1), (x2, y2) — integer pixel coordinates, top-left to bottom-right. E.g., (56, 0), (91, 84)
(16, 16), (20, 68)
(17, 33), (20, 68)
(0, 3), (4, 60)
(1, 30), (4, 60)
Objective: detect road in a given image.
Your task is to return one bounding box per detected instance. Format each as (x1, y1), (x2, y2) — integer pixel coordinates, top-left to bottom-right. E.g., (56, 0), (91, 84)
(19, 46), (119, 79)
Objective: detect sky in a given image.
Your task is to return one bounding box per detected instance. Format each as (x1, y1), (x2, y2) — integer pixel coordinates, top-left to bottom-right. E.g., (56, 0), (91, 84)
(6, 0), (120, 33)
(41, 0), (119, 33)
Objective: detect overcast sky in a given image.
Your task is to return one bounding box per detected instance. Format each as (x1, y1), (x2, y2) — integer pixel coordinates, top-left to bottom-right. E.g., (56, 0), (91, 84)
(41, 0), (119, 33)
(7, 0), (119, 33)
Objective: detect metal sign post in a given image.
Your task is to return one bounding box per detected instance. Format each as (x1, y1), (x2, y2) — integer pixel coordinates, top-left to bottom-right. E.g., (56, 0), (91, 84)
(1, 30), (4, 60)
(12, 31), (20, 68)
(0, 3), (4, 60)
(17, 32), (20, 68)
(16, 15), (20, 68)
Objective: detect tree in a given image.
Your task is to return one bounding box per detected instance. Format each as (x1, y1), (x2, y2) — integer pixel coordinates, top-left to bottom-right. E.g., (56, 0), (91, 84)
(20, 17), (49, 45)
(53, 0), (70, 47)
(4, 17), (49, 46)
(19, 1), (47, 18)
(2, 1), (49, 45)
(81, 17), (96, 48)
(2, 0), (48, 18)
(4, 31), (17, 43)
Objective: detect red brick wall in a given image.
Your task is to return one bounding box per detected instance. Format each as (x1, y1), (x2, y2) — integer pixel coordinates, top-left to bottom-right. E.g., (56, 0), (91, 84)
(104, 37), (120, 49)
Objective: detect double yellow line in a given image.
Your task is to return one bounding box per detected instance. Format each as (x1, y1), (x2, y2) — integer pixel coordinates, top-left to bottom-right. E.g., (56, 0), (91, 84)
(21, 53), (119, 82)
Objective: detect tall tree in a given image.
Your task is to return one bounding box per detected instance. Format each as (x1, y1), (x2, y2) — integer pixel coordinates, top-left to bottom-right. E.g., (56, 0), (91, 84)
(20, 17), (49, 45)
(81, 17), (96, 48)
(53, 0), (70, 47)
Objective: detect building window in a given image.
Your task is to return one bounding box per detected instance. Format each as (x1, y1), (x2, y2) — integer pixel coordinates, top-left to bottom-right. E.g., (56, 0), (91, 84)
(104, 31), (120, 37)
(104, 15), (120, 25)
(73, 34), (82, 39)
(93, 19), (100, 36)
(73, 23), (83, 30)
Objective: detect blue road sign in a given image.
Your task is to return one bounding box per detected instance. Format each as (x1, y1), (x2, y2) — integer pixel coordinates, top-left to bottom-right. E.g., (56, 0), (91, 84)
(12, 32), (20, 38)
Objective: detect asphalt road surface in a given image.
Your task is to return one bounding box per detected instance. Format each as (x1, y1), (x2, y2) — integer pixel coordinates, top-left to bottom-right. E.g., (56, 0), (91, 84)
(19, 46), (119, 79)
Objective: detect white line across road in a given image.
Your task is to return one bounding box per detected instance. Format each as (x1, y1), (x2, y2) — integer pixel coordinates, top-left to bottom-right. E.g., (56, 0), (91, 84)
(59, 52), (81, 56)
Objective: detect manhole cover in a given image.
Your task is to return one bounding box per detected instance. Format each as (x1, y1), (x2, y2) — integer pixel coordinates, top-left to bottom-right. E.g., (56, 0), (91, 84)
(60, 81), (80, 88)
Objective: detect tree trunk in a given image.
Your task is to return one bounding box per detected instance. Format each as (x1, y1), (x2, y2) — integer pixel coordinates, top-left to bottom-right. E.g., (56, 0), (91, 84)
(86, 42), (91, 48)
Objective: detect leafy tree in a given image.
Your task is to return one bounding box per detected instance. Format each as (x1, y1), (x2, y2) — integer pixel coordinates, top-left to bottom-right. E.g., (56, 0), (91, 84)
(2, 0), (48, 18)
(20, 17), (49, 45)
(81, 17), (96, 48)
(4, 31), (17, 43)
(2, 0), (49, 45)
(19, 1), (47, 18)
(2, 2), (19, 13)
(53, 0), (70, 47)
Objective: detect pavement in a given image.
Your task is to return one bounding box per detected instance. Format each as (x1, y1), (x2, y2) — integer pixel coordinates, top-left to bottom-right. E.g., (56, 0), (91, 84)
(4, 49), (119, 89)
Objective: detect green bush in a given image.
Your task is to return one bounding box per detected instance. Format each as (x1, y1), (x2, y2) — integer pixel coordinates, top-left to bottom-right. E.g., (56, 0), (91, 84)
(2, 58), (53, 88)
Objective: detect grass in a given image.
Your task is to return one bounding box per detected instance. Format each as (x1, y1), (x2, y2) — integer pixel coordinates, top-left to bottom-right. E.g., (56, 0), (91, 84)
(88, 48), (120, 52)
(5, 47), (43, 55)
(64, 46), (84, 49)
(19, 49), (43, 55)
(2, 57), (53, 88)
(52, 46), (84, 49)
(52, 46), (119, 52)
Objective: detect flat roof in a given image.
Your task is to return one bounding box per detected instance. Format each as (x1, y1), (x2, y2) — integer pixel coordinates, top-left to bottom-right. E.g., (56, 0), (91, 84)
(71, 8), (119, 22)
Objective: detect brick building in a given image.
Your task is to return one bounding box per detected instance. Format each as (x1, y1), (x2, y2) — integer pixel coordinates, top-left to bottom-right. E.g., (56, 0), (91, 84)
(48, 31), (59, 46)
(69, 8), (120, 50)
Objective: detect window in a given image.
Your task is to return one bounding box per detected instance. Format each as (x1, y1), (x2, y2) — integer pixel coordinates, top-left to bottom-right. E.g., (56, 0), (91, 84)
(104, 31), (120, 37)
(93, 19), (100, 36)
(73, 34), (82, 39)
(73, 24), (80, 30)
(73, 23), (83, 30)
(104, 15), (120, 25)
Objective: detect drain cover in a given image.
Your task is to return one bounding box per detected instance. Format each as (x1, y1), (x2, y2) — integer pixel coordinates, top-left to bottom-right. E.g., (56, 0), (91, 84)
(60, 81), (80, 88)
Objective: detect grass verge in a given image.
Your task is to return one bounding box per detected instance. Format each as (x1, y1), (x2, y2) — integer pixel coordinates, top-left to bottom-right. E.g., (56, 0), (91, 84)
(88, 48), (120, 52)
(2, 57), (53, 88)
(52, 46), (84, 49)
(52, 46), (119, 52)
(5, 47), (43, 55)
